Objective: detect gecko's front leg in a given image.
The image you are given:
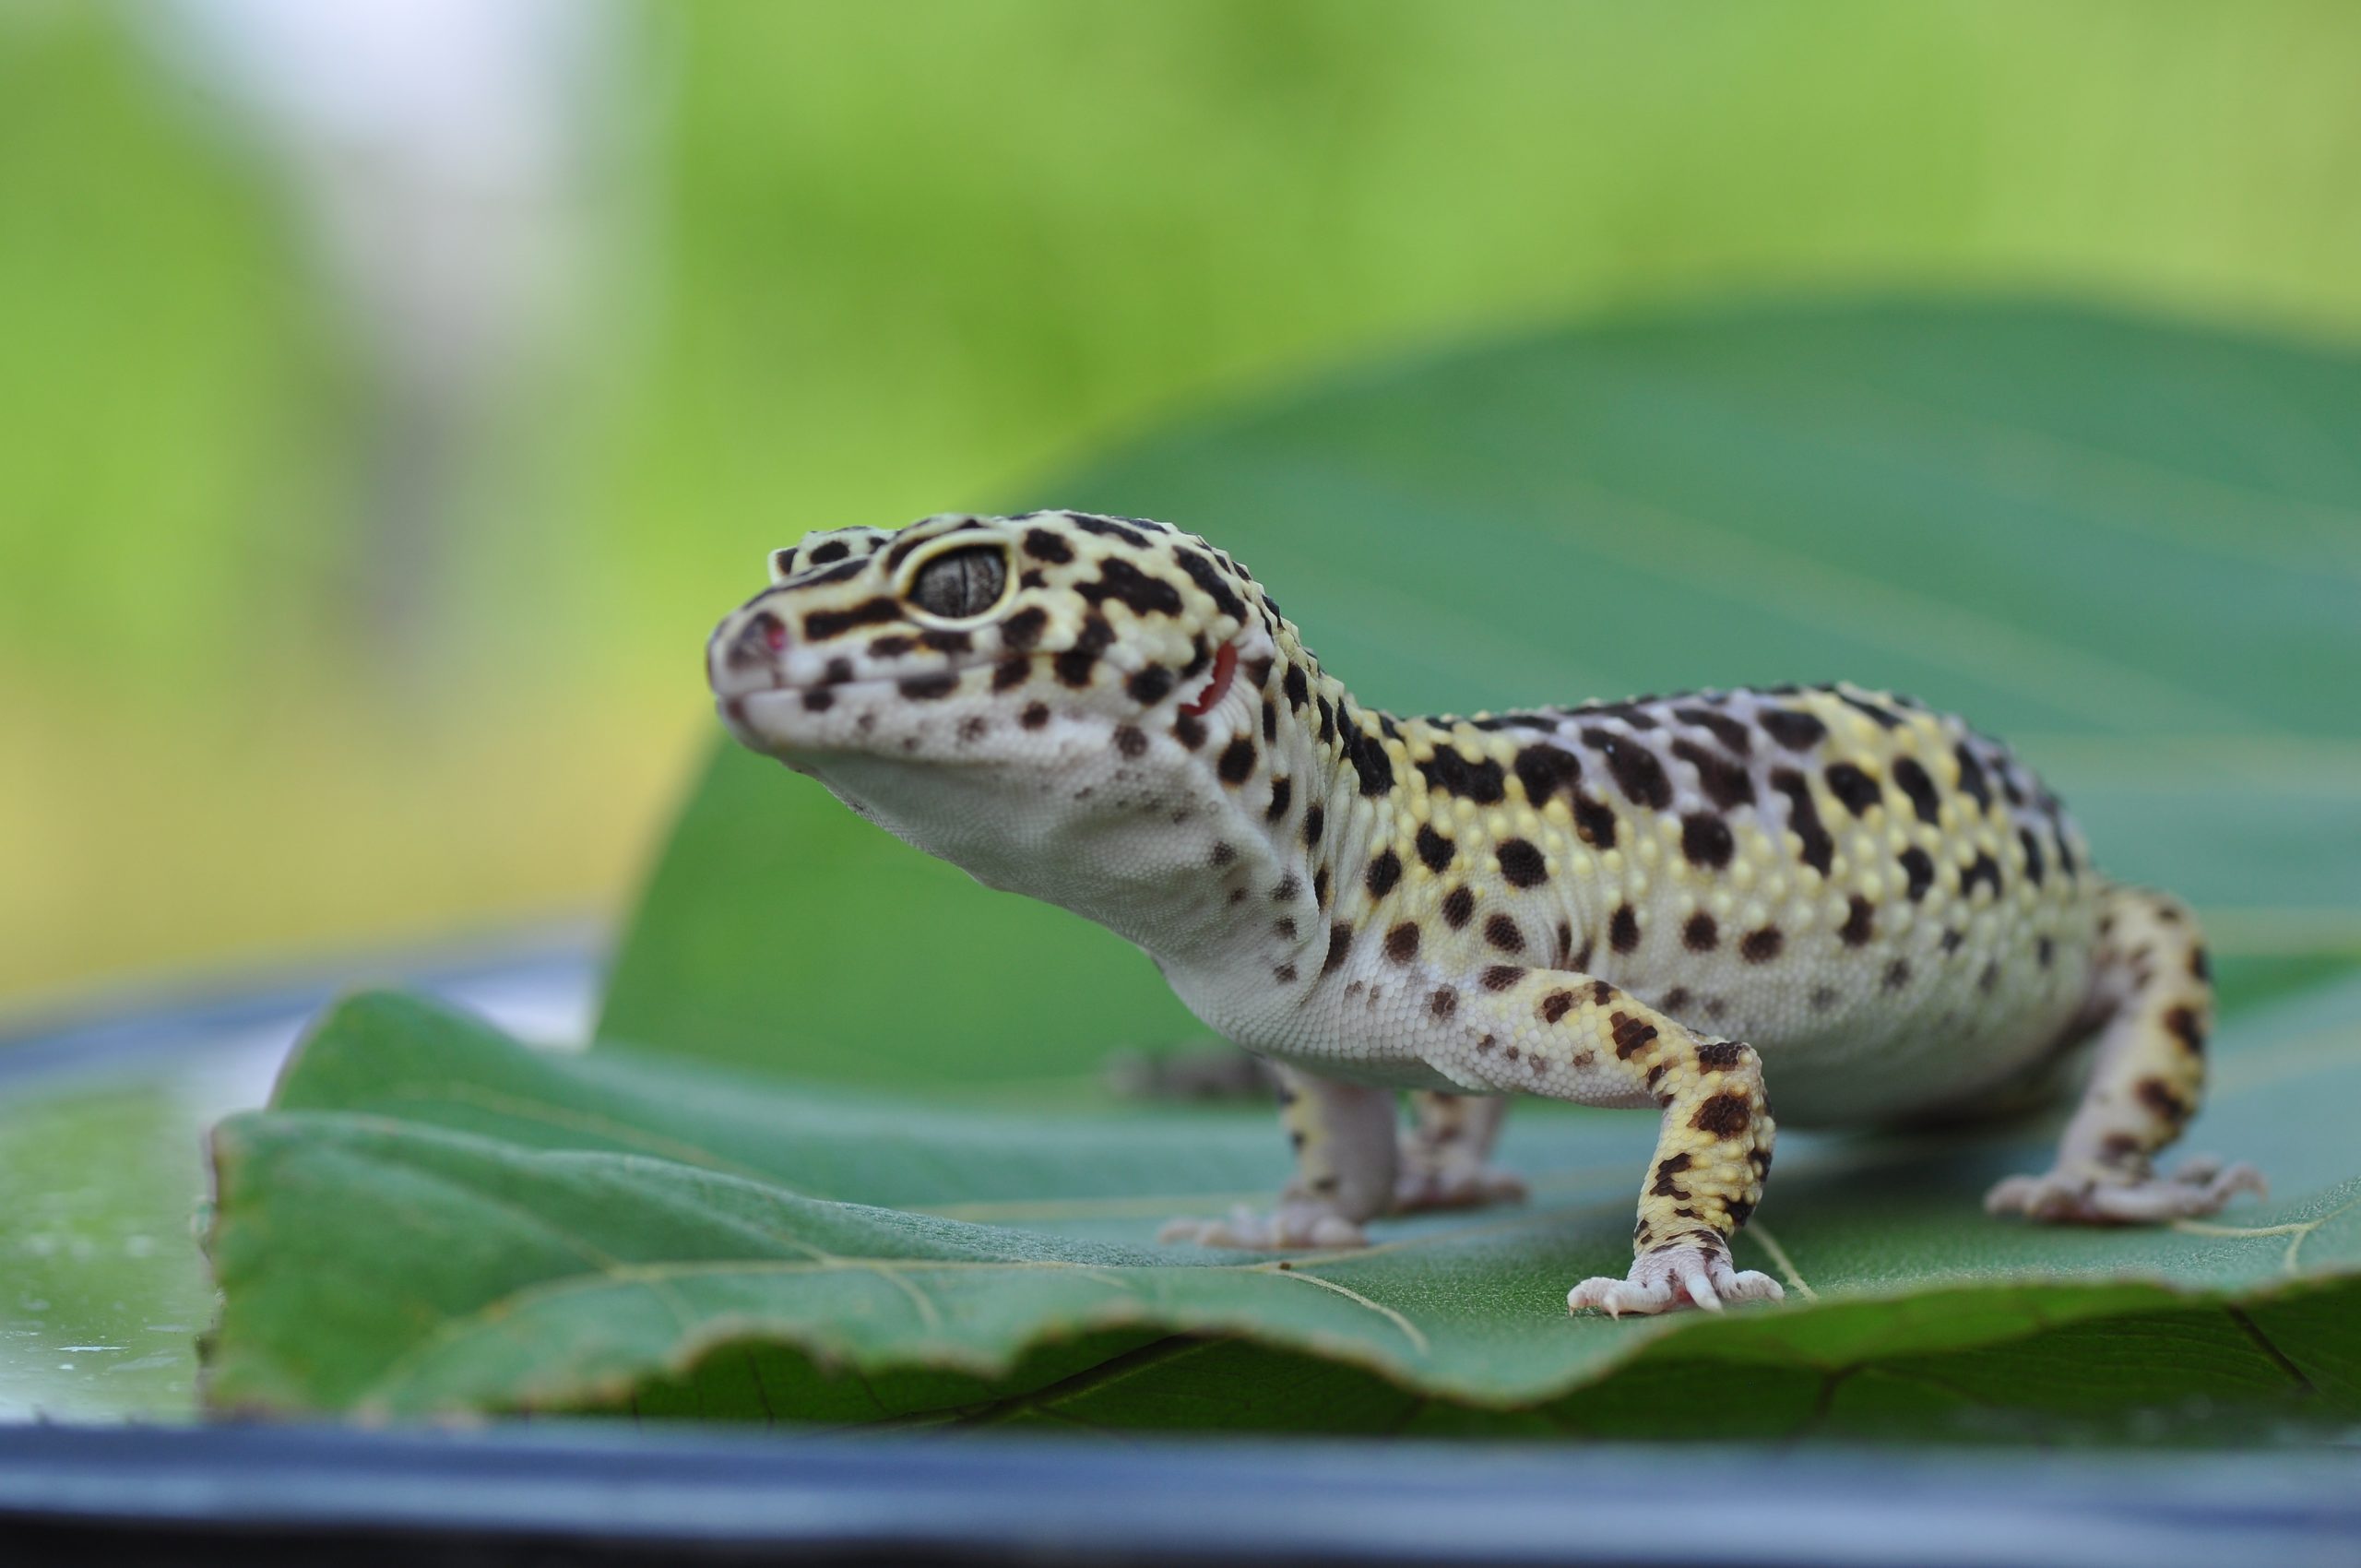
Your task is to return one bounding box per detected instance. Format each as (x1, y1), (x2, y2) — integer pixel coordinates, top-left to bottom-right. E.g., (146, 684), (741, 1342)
(1158, 1065), (1396, 1250)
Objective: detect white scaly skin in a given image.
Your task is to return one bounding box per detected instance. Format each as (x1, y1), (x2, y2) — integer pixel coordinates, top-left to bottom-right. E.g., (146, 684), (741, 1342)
(708, 512), (2262, 1316)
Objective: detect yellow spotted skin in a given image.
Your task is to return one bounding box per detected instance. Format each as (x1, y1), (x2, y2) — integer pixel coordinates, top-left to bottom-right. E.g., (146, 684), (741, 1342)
(707, 511), (2261, 1315)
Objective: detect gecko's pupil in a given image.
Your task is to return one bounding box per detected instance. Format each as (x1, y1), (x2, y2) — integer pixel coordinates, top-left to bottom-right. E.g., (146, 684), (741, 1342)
(908, 544), (1009, 620)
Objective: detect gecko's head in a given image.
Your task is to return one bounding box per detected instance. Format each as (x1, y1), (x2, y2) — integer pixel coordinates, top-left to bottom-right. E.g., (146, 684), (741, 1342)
(707, 511), (1270, 797)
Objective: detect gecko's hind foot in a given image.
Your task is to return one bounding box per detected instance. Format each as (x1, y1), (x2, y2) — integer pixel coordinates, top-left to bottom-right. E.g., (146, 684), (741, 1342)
(1394, 1159), (1528, 1215)
(1567, 1240), (1784, 1318)
(1984, 1157), (2267, 1224)
(1157, 1202), (1368, 1251)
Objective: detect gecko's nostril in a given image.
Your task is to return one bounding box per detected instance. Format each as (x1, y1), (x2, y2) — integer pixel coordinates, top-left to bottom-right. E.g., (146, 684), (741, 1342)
(728, 610), (789, 671)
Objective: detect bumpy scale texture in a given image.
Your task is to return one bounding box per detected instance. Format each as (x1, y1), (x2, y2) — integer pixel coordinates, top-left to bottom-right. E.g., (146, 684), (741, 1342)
(707, 512), (2262, 1313)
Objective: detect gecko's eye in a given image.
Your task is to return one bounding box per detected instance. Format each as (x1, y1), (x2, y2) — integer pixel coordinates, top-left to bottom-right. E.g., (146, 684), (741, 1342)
(907, 543), (1011, 622)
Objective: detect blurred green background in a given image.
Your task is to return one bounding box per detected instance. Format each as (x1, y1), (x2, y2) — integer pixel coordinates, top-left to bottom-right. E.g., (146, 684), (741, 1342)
(6, 0), (2361, 1007)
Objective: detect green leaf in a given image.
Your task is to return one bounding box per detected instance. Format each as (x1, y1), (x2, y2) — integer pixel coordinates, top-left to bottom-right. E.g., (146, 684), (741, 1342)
(212, 301), (2361, 1432)
(206, 980), (2361, 1429)
(603, 300), (2360, 1085)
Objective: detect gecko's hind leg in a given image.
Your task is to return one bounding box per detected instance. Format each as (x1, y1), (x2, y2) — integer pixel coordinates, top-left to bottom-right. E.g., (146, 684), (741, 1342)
(1986, 887), (2264, 1224)
(1394, 1091), (1527, 1214)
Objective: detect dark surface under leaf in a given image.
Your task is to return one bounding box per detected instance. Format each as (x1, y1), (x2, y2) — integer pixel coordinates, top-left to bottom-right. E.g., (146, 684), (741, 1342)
(210, 300), (2361, 1434)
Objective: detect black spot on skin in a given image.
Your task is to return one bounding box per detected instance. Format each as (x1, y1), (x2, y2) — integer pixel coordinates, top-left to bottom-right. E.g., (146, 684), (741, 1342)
(1539, 991), (1575, 1023)
(1323, 923), (1355, 973)
(1127, 665), (1174, 704)
(1899, 847), (1936, 900)
(1175, 549), (1246, 623)
(1555, 921), (1573, 963)
(1217, 737), (1256, 786)
(1690, 1093), (1754, 1136)
(1430, 987), (1458, 1019)
(1650, 1152), (1694, 1196)
(1273, 875), (1300, 901)
(2189, 946), (2211, 983)
(1054, 615), (1115, 686)
(870, 635), (915, 659)
(1584, 729), (1673, 809)
(1385, 922), (1420, 964)
(2037, 936), (2055, 968)
(1442, 886), (1475, 928)
(1484, 913), (1524, 953)
(1314, 695), (1336, 744)
(1180, 636), (1212, 681)
(1695, 1040), (1745, 1071)
(898, 672), (958, 700)
(1740, 927), (1784, 963)
(2019, 827), (2046, 886)
(1513, 744), (1583, 808)
(1113, 725), (1148, 758)
(1961, 852), (2003, 901)
(1839, 896), (1875, 946)
(1589, 980), (1616, 1006)
(1768, 768), (1834, 875)
(1314, 869), (1330, 906)
(1417, 747), (1507, 804)
(1075, 558), (1183, 617)
(800, 688), (835, 712)
(2056, 833), (2079, 881)
(1264, 777), (1292, 821)
(992, 656), (1031, 691)
(1660, 986), (1691, 1014)
(1275, 964), (1297, 984)
(1497, 838), (1547, 887)
(1209, 841), (1236, 867)
(1365, 849), (1403, 899)
(2165, 1004), (2205, 1054)
(1283, 664), (1309, 709)
(1244, 655), (1276, 693)
(1020, 527), (1074, 564)
(1823, 763), (1883, 816)
(1020, 702), (1050, 730)
(806, 540), (850, 565)
(803, 597), (900, 641)
(1303, 805), (1325, 848)
(1676, 707), (1754, 754)
(1074, 516), (1150, 549)
(1416, 823), (1454, 873)
(1571, 792), (1619, 849)
(1892, 757), (1940, 826)
(1482, 965), (1525, 992)
(1609, 905), (1641, 954)
(1171, 712), (1207, 750)
(1681, 813), (1734, 869)
(1670, 742), (1757, 814)
(2136, 1078), (2191, 1123)
(824, 657), (856, 684)
(1682, 912), (1718, 952)
(1953, 743), (1991, 811)
(1345, 727), (1396, 796)
(1759, 708), (1826, 752)
(1977, 959), (1999, 992)
(1261, 696), (1279, 744)
(1610, 1013), (1658, 1059)
(1838, 691), (1904, 729)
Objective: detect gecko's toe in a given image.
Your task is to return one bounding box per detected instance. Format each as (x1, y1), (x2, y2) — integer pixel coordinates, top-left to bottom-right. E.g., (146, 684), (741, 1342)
(1568, 1241), (1784, 1317)
(1158, 1203), (1368, 1251)
(1985, 1159), (2266, 1224)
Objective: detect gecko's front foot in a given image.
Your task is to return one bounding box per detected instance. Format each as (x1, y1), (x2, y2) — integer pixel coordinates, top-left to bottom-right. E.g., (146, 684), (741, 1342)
(1158, 1200), (1368, 1251)
(1985, 1156), (2266, 1224)
(1568, 1238), (1784, 1317)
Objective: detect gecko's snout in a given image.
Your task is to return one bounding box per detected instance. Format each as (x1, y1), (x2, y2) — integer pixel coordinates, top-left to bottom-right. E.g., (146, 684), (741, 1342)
(708, 605), (789, 694)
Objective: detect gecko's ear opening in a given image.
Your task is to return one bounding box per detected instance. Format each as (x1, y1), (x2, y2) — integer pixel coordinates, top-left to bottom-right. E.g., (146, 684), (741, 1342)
(768, 547), (797, 584)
